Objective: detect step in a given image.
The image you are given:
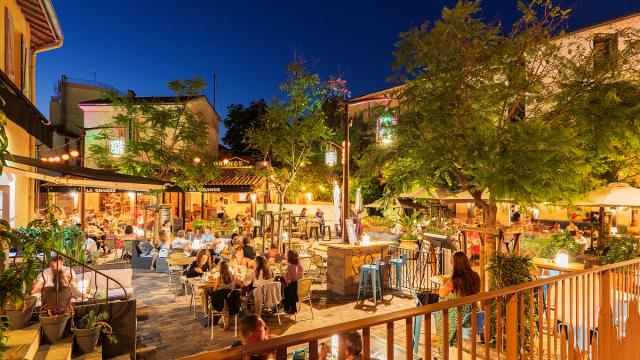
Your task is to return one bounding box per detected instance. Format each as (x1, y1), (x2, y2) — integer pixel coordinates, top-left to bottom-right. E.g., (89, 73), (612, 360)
(33, 337), (73, 360)
(5, 323), (41, 360)
(72, 345), (132, 360)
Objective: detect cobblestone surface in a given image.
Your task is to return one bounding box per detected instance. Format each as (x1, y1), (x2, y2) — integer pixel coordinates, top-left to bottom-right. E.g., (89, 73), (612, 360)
(132, 269), (434, 359)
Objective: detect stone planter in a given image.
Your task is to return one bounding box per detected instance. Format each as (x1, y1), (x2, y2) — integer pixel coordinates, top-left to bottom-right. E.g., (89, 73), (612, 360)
(39, 313), (70, 343)
(74, 326), (101, 354)
(5, 295), (37, 330)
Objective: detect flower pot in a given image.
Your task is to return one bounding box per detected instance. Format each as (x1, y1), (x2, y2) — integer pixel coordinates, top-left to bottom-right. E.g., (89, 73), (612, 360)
(39, 313), (70, 343)
(5, 295), (37, 330)
(73, 326), (101, 354)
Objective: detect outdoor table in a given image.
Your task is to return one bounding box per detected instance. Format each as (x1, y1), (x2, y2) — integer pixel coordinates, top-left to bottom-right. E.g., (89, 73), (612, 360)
(532, 257), (585, 275)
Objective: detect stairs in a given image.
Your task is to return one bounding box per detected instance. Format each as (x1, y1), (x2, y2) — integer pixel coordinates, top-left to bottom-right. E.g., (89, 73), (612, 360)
(5, 323), (41, 360)
(33, 338), (73, 360)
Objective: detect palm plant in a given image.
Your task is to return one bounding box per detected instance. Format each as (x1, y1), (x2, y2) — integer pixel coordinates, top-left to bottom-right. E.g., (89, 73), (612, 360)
(76, 310), (117, 343)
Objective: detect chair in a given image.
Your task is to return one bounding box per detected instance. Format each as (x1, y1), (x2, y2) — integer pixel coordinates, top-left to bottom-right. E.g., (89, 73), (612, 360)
(295, 278), (314, 321)
(253, 281), (282, 325)
(322, 224), (331, 240)
(462, 311), (485, 342)
(357, 261), (382, 304)
(121, 240), (134, 260)
(389, 252), (408, 290)
(209, 289), (239, 338)
(168, 252), (188, 286)
(311, 253), (327, 283)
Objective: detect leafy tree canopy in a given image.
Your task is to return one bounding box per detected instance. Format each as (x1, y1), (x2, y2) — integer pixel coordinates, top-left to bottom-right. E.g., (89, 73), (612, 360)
(384, 0), (640, 231)
(222, 100), (268, 156)
(89, 77), (219, 189)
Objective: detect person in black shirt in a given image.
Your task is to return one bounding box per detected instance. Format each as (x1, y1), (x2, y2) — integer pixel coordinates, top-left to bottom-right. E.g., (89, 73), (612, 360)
(185, 249), (211, 278)
(242, 237), (256, 260)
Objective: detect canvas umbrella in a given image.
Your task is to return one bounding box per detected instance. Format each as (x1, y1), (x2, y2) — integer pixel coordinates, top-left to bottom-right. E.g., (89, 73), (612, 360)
(399, 187), (449, 200)
(333, 184), (342, 228)
(574, 182), (640, 207)
(355, 187), (363, 214)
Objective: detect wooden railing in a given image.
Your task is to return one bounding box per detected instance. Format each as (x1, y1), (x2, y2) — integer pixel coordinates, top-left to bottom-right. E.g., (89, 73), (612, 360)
(182, 257), (640, 360)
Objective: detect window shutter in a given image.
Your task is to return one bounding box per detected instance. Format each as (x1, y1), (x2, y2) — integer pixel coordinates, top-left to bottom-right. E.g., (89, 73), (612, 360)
(4, 7), (14, 81)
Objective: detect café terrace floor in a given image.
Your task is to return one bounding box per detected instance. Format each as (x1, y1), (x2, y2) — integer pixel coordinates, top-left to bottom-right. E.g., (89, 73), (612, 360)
(133, 269), (427, 359)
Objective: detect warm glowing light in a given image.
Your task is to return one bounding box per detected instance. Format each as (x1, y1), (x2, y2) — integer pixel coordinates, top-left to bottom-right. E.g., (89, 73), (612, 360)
(362, 233), (371, 245)
(127, 192), (135, 200)
(41, 157), (48, 162)
(611, 227), (618, 235)
(192, 157), (201, 164)
(381, 138), (393, 145)
(223, 159), (229, 165)
(554, 251), (569, 267)
(48, 157), (55, 162)
(53, 156), (61, 162)
(250, 193), (257, 202)
(319, 186), (325, 191)
(61, 154), (70, 160)
(301, 186), (306, 191)
(305, 192), (313, 201)
(70, 150), (80, 157)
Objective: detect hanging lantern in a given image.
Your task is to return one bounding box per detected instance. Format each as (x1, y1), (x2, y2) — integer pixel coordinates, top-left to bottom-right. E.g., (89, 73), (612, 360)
(109, 137), (126, 157)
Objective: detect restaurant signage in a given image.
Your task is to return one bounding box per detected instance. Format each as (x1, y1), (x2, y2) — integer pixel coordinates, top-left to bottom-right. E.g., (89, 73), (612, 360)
(180, 185), (253, 193)
(213, 157), (253, 168)
(42, 186), (137, 193)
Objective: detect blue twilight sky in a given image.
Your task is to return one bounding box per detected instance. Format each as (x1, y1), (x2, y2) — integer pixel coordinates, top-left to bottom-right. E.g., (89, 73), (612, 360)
(35, 0), (640, 141)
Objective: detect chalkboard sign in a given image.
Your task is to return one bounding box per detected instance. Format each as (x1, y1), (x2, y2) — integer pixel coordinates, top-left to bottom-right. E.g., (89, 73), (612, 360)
(346, 218), (358, 244)
(172, 218), (183, 233)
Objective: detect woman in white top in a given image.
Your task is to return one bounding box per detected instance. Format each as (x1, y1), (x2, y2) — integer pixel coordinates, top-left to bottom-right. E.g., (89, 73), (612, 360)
(229, 247), (251, 274)
(243, 256), (274, 288)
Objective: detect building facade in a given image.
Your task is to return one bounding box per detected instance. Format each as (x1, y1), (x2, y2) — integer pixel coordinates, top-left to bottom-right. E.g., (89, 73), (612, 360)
(0, 0), (62, 226)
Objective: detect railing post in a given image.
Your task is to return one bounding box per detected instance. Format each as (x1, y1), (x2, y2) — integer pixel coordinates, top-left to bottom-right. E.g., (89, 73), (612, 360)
(598, 270), (613, 360)
(506, 292), (518, 360)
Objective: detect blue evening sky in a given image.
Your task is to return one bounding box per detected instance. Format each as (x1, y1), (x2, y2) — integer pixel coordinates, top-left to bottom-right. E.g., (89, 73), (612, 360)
(35, 1), (640, 140)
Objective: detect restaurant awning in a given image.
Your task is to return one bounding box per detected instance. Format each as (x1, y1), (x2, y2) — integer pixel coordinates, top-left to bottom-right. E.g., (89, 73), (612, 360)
(574, 182), (640, 207)
(165, 172), (265, 193)
(5, 155), (168, 191)
(0, 70), (53, 146)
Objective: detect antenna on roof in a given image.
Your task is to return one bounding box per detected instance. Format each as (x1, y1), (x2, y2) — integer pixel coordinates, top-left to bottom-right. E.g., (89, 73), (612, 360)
(212, 72), (216, 110)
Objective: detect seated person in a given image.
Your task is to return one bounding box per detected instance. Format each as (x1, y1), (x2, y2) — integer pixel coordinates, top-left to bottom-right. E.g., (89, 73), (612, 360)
(229, 247), (251, 274)
(210, 232), (226, 255)
(213, 261), (237, 290)
(201, 227), (214, 243)
(242, 237), (257, 260)
(233, 314), (275, 358)
(41, 269), (82, 314)
(137, 238), (154, 256)
(83, 236), (98, 263)
(185, 249), (211, 278)
(320, 331), (362, 360)
(150, 230), (172, 270)
(171, 230), (191, 251)
(566, 221), (579, 235)
(243, 256), (274, 289)
(265, 244), (281, 265)
(230, 233), (241, 247)
(185, 229), (195, 241)
(32, 255), (77, 294)
(283, 250), (304, 313)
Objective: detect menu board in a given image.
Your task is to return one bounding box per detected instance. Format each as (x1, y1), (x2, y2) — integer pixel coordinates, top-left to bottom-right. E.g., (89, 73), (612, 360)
(346, 219), (358, 244)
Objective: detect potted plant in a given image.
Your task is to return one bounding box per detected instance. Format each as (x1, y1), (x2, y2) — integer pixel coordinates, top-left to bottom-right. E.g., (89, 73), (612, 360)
(73, 310), (117, 354)
(399, 232), (420, 250)
(539, 231), (582, 260)
(599, 235), (639, 265)
(39, 306), (71, 343)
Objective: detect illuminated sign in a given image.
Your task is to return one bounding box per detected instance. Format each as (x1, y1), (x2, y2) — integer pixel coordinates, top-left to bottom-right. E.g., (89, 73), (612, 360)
(109, 137), (125, 157)
(213, 157), (252, 168)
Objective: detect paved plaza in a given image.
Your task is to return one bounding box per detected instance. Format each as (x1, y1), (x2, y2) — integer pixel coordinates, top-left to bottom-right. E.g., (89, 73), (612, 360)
(133, 269), (429, 359)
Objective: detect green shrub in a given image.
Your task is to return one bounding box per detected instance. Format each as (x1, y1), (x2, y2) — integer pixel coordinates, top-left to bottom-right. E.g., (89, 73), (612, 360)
(539, 231), (582, 259)
(599, 235), (639, 264)
(361, 216), (394, 228)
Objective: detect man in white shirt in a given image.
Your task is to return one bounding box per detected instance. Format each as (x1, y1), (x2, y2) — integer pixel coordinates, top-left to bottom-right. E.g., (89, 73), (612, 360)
(201, 227), (214, 243)
(31, 255), (78, 294)
(171, 230), (191, 251)
(215, 197), (225, 220)
(71, 209), (82, 225)
(211, 233), (226, 255)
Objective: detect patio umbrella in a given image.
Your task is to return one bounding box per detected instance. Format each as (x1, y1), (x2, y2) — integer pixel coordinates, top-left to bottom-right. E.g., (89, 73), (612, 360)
(333, 184), (342, 226)
(441, 190), (491, 204)
(355, 187), (363, 213)
(399, 187), (449, 200)
(574, 182), (640, 207)
(364, 197), (427, 210)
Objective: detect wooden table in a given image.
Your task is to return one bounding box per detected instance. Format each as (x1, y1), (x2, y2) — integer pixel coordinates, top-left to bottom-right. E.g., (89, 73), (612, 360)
(532, 257), (585, 274)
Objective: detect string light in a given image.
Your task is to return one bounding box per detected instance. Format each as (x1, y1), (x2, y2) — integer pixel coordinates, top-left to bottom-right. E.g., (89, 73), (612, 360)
(192, 157), (201, 164)
(70, 150), (79, 157)
(61, 154), (70, 160)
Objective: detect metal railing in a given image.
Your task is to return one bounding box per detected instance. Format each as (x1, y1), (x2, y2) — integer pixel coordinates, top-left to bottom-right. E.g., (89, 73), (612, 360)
(383, 245), (441, 292)
(181, 257), (640, 360)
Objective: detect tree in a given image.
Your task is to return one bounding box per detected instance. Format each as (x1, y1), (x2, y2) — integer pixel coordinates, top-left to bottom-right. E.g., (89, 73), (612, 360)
(222, 100), (268, 155)
(385, 0), (640, 258)
(246, 58), (339, 210)
(89, 78), (219, 189)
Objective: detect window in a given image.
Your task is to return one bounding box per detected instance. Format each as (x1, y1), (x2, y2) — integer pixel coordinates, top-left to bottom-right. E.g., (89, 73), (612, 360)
(4, 7), (14, 80)
(593, 33), (618, 71)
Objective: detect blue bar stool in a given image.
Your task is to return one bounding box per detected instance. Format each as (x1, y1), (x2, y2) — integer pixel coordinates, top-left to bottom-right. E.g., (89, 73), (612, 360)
(357, 261), (383, 304)
(389, 253), (408, 290)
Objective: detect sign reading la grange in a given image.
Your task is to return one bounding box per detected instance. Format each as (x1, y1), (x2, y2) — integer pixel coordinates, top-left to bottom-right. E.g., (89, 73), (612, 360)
(213, 157), (252, 168)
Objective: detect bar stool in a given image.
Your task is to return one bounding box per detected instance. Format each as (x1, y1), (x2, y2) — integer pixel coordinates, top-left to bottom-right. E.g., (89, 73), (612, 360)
(322, 224), (331, 240)
(308, 224), (320, 240)
(389, 252), (408, 290)
(356, 261), (382, 304)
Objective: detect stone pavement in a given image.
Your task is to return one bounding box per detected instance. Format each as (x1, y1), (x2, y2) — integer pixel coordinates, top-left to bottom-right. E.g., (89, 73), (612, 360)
(133, 269), (434, 359)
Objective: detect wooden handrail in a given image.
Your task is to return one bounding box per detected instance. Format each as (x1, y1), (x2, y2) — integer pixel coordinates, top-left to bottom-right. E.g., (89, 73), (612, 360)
(183, 257), (640, 360)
